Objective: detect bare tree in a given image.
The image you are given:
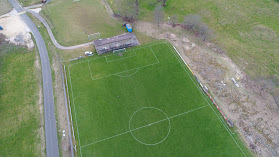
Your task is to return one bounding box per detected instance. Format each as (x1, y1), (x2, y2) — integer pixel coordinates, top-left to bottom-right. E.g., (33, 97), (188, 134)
(149, 0), (167, 7)
(199, 24), (214, 41)
(184, 14), (201, 30)
(154, 5), (164, 27)
(183, 14), (214, 41)
(118, 0), (138, 22)
(162, 0), (166, 6)
(135, 0), (139, 15)
(170, 15), (177, 26)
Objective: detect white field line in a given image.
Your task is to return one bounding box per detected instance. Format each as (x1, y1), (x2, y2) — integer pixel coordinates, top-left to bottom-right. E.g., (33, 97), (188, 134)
(62, 64), (74, 157)
(90, 62), (159, 80)
(68, 42), (167, 66)
(64, 65), (76, 145)
(86, 46), (160, 80)
(69, 56), (105, 66)
(87, 61), (94, 80)
(105, 50), (137, 63)
(168, 44), (247, 157)
(81, 105), (209, 148)
(149, 47), (160, 63)
(115, 68), (140, 78)
(220, 116), (236, 135)
(68, 66), (83, 157)
(71, 42), (245, 155)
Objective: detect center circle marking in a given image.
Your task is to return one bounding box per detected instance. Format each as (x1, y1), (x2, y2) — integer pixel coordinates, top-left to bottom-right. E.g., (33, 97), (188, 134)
(129, 107), (171, 145)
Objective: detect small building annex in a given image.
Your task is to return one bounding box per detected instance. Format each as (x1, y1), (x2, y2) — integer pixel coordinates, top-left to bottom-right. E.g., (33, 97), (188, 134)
(93, 33), (140, 55)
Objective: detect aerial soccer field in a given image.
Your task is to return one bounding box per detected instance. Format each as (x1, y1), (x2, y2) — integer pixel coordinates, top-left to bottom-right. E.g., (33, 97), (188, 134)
(66, 42), (250, 156)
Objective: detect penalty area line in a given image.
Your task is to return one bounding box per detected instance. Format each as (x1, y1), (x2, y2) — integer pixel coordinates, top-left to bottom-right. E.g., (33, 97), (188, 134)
(80, 105), (209, 148)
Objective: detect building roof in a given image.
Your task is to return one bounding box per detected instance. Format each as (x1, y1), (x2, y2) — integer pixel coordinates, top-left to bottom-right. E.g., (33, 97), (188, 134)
(93, 33), (140, 55)
(93, 33), (135, 46)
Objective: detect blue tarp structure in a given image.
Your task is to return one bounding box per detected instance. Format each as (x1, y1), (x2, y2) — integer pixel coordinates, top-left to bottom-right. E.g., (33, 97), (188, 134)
(0, 26), (3, 30)
(126, 24), (132, 32)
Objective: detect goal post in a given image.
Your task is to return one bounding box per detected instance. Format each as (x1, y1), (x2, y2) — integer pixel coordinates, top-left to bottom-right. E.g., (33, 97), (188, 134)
(113, 48), (126, 54)
(88, 32), (100, 40)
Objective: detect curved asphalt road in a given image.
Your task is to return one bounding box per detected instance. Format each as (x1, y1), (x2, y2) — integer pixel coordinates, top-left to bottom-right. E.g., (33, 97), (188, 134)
(8, 0), (59, 156)
(27, 10), (95, 50)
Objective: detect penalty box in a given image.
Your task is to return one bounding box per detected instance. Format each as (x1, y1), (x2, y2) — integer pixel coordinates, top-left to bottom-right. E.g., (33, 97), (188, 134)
(70, 46), (159, 80)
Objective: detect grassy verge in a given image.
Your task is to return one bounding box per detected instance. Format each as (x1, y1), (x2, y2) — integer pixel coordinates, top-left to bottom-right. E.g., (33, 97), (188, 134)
(0, 44), (42, 156)
(28, 12), (64, 154)
(18, 0), (41, 7)
(0, 0), (12, 16)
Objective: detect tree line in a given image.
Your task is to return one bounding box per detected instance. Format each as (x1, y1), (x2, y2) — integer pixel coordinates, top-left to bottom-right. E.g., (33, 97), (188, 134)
(114, 0), (214, 40)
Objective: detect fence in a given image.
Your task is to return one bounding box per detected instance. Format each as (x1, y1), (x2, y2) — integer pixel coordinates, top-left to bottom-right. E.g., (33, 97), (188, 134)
(172, 45), (234, 127)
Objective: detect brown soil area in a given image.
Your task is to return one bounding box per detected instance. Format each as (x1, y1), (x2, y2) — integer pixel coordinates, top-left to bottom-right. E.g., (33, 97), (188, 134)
(134, 21), (279, 156)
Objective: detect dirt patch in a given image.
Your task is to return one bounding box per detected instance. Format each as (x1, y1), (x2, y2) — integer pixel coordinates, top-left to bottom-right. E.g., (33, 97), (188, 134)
(134, 21), (279, 156)
(0, 9), (34, 49)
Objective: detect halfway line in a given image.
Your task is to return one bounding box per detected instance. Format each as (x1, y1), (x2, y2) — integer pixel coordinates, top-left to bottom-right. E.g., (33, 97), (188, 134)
(81, 105), (209, 148)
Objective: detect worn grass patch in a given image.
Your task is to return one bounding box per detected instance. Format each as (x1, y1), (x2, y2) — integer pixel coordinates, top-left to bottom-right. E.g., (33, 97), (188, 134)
(0, 45), (41, 156)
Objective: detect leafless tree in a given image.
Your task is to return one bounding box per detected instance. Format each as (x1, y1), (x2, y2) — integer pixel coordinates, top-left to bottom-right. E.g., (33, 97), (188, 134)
(184, 14), (201, 30)
(135, 0), (139, 15)
(183, 14), (214, 41)
(118, 0), (138, 22)
(149, 0), (167, 7)
(170, 15), (177, 26)
(154, 5), (164, 27)
(162, 0), (166, 6)
(199, 24), (214, 41)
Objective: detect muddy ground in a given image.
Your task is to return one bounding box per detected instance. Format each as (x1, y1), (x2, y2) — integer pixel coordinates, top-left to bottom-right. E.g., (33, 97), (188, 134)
(133, 21), (279, 157)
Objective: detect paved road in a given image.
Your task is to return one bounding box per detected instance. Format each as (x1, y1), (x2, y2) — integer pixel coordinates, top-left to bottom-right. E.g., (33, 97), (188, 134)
(27, 10), (95, 50)
(8, 0), (59, 156)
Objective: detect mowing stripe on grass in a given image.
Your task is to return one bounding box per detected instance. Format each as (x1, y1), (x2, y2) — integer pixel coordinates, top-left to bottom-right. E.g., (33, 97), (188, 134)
(68, 42), (167, 66)
(68, 42), (249, 157)
(80, 105), (209, 148)
(69, 43), (162, 81)
(105, 50), (137, 63)
(167, 43), (247, 157)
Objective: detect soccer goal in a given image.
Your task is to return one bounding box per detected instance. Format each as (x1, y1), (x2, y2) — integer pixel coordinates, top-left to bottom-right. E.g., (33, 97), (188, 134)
(88, 32), (100, 40)
(113, 48), (126, 54)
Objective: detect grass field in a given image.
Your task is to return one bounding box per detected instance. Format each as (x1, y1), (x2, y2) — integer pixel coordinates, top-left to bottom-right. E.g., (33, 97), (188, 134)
(110, 0), (279, 94)
(0, 45), (42, 156)
(18, 0), (41, 7)
(66, 42), (251, 156)
(0, 0), (12, 16)
(40, 0), (125, 46)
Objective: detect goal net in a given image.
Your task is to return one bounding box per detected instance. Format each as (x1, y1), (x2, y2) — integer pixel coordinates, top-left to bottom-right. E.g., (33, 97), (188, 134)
(113, 48), (126, 54)
(88, 32), (100, 40)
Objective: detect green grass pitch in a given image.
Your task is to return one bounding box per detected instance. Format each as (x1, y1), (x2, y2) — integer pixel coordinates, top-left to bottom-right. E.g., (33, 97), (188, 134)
(67, 42), (251, 156)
